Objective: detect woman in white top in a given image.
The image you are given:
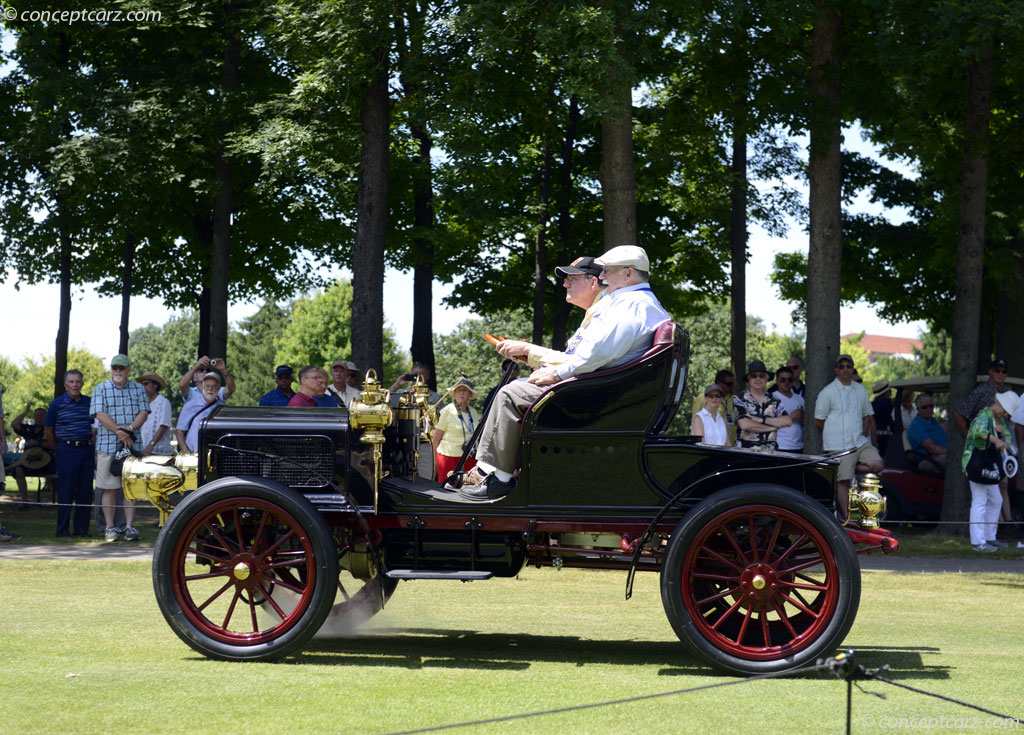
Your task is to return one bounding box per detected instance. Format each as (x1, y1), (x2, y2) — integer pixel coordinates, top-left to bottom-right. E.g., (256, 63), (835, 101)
(692, 383), (729, 446)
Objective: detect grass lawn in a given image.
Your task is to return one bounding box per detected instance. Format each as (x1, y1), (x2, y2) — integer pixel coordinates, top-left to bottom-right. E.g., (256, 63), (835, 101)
(0, 560), (1020, 735)
(1, 479), (162, 546)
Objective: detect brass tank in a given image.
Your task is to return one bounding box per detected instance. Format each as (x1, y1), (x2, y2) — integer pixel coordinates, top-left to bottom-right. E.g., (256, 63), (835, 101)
(121, 453), (199, 525)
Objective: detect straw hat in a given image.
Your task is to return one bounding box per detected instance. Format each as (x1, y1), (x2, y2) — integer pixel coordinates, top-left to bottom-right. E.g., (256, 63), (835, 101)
(16, 447), (52, 471)
(450, 377), (478, 398)
(137, 371), (167, 391)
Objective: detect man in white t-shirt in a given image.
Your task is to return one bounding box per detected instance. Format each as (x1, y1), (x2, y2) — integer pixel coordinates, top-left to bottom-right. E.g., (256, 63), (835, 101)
(814, 354), (883, 516)
(138, 371), (174, 455)
(772, 365), (805, 453)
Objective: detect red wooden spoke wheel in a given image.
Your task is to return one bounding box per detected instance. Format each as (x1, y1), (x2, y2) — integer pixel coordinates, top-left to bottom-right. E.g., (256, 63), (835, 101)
(154, 478), (338, 661)
(661, 486), (860, 675)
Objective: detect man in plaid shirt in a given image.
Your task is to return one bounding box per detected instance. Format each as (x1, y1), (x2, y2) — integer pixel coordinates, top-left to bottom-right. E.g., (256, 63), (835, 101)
(91, 353), (149, 542)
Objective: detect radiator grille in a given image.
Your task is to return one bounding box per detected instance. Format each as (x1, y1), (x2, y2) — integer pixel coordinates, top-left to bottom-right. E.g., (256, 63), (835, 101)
(213, 435), (336, 489)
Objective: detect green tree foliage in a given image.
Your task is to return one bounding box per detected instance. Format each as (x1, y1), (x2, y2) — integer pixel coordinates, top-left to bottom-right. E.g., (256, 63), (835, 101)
(127, 312), (203, 415)
(274, 281), (408, 383)
(228, 303), (291, 407)
(3, 348), (107, 412)
(432, 309), (535, 409)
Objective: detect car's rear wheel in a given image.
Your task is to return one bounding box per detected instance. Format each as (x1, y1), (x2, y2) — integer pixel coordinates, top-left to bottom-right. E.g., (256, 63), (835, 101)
(661, 485), (860, 675)
(153, 477), (338, 661)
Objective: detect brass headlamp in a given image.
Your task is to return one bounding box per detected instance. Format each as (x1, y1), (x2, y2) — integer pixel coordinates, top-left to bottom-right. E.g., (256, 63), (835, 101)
(849, 473), (887, 529)
(348, 369), (394, 512)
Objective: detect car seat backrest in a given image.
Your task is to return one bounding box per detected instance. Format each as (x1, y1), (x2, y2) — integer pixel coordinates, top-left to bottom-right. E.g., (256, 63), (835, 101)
(523, 321), (687, 434)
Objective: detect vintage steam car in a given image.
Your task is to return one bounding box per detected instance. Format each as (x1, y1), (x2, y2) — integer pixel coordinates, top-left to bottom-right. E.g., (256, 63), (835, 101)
(124, 323), (897, 675)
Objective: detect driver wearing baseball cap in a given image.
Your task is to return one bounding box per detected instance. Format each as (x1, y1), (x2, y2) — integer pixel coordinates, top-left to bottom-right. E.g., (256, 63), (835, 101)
(496, 255), (607, 372)
(460, 245), (670, 500)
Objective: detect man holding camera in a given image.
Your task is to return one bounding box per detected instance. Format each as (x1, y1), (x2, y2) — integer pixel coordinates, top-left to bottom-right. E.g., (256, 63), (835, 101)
(179, 355), (235, 402)
(91, 354), (149, 542)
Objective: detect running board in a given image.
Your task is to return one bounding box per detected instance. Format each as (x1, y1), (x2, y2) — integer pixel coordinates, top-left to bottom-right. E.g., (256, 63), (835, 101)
(385, 570), (494, 581)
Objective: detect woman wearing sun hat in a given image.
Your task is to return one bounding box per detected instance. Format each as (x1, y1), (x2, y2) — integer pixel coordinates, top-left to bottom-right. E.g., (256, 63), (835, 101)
(734, 360), (792, 452)
(432, 378), (480, 482)
(962, 390), (1019, 552)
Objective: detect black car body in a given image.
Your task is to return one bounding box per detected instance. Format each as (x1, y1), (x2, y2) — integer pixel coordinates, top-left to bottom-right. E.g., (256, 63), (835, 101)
(139, 323), (897, 675)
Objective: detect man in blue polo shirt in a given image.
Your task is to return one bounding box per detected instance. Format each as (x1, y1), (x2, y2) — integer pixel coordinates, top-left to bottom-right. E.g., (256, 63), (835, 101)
(907, 392), (947, 474)
(258, 365), (296, 406)
(43, 369), (95, 537)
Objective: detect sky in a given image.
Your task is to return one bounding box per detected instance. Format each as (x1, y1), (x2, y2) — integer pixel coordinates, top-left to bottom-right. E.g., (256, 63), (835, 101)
(0, 126), (927, 366)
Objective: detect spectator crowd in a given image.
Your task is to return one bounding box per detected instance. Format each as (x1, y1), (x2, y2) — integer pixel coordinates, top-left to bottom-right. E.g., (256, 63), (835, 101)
(2, 288), (1022, 548)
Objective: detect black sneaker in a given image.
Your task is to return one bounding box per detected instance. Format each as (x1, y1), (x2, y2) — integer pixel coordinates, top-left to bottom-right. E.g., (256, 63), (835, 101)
(458, 474), (516, 501)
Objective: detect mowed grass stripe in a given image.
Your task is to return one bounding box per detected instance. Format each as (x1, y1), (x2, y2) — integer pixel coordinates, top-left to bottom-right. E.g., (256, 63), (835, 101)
(0, 562), (1020, 734)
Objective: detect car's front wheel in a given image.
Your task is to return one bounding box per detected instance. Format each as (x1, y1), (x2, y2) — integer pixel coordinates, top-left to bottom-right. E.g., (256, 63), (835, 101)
(153, 477), (338, 661)
(661, 485), (860, 675)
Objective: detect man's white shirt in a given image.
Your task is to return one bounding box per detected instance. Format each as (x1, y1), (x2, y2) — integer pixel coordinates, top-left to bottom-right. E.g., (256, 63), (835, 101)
(815, 378), (872, 451)
(550, 283), (670, 381)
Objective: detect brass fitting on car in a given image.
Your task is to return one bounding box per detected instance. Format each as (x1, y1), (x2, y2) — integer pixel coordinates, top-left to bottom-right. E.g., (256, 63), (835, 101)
(850, 473), (887, 529)
(349, 369), (393, 443)
(121, 452), (199, 526)
(348, 369), (394, 513)
(397, 374), (437, 441)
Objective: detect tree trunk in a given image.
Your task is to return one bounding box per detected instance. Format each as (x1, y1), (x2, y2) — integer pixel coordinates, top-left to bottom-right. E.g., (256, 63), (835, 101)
(994, 235), (1024, 370)
(730, 94), (748, 385)
(55, 207), (72, 399)
(599, 25), (636, 248)
(532, 137), (552, 345)
(976, 264), (994, 371)
(398, 5), (436, 389)
(410, 122), (436, 390)
(803, 2), (843, 456)
(552, 96), (580, 351)
(209, 3), (240, 360)
(351, 49), (390, 378)
(198, 286), (211, 358)
(52, 33), (73, 399)
(192, 211), (214, 358)
(118, 232), (136, 355)
(942, 40), (993, 534)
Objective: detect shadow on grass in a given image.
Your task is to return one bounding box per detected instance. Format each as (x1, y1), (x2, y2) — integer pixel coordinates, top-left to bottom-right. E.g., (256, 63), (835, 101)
(293, 628), (711, 673)
(845, 646), (952, 681)
(979, 577), (1024, 590)
(284, 630), (950, 681)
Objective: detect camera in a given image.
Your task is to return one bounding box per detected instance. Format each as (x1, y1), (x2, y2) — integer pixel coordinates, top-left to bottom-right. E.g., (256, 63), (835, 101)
(404, 373), (416, 381)
(209, 359), (219, 366)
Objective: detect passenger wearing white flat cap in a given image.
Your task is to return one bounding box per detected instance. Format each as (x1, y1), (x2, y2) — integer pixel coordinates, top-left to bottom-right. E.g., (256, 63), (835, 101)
(460, 245), (669, 501)
(327, 360), (362, 408)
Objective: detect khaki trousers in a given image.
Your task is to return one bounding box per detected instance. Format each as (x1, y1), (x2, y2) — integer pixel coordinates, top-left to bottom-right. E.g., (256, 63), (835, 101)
(475, 379), (547, 474)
